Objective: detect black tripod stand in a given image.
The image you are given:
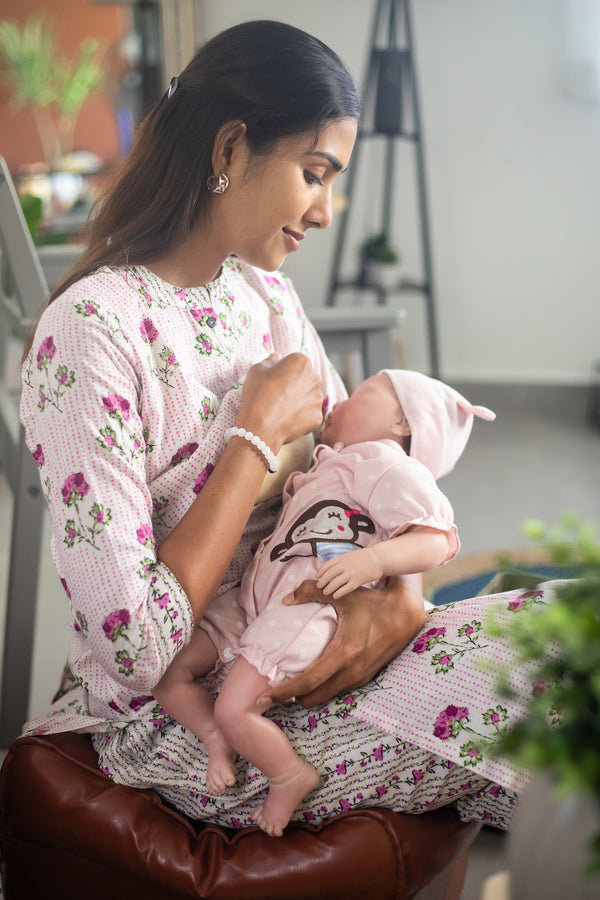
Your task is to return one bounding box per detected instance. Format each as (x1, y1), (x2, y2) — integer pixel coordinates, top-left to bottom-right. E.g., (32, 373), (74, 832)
(325, 0), (440, 378)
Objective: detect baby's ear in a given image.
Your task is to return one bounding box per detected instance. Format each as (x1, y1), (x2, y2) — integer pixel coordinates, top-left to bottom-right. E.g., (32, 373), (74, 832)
(390, 417), (411, 439)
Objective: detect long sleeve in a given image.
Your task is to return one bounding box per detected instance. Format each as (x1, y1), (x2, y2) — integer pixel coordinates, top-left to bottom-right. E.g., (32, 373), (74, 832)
(20, 259), (347, 734)
(21, 290), (196, 701)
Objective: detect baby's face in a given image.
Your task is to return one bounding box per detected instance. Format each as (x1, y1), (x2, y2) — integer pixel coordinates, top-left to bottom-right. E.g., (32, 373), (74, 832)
(321, 373), (409, 448)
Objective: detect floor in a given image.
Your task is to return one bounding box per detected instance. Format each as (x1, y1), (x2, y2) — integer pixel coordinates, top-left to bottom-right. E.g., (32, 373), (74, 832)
(0, 380), (598, 898)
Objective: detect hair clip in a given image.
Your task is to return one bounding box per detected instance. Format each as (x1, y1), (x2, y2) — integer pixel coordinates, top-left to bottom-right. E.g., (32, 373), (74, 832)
(168, 75), (180, 99)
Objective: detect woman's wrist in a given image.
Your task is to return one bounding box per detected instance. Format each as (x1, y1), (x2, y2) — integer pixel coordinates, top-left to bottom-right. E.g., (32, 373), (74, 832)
(225, 426), (279, 473)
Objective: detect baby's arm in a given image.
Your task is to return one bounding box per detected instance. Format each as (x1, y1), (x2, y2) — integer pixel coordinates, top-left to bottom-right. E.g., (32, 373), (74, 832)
(316, 526), (450, 599)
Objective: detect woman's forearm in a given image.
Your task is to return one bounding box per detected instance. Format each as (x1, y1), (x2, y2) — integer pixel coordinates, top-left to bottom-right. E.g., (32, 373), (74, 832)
(157, 438), (276, 623)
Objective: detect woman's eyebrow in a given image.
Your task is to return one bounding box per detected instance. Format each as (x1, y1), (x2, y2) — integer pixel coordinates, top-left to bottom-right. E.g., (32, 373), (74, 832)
(307, 151), (345, 173)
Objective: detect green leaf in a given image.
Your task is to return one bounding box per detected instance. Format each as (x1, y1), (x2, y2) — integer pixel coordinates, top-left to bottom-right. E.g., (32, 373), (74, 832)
(19, 193), (43, 237)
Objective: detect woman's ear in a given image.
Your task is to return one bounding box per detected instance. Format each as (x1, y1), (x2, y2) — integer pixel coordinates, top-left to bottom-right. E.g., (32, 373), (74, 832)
(211, 120), (248, 177)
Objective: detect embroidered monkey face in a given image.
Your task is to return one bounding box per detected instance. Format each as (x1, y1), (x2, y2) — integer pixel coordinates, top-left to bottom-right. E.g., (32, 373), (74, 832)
(270, 500), (374, 561)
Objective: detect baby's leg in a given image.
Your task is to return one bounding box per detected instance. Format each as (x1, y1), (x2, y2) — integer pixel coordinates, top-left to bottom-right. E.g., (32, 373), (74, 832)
(153, 627), (237, 795)
(214, 657), (319, 836)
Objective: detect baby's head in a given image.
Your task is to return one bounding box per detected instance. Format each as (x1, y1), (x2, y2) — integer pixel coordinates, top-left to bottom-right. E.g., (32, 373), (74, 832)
(321, 370), (495, 478)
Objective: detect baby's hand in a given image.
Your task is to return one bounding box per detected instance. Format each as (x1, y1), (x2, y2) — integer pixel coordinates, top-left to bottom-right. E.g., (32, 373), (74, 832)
(316, 547), (383, 599)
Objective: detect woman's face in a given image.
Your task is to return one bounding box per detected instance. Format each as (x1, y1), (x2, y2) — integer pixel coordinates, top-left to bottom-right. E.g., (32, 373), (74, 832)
(212, 117), (357, 272)
(321, 373), (409, 448)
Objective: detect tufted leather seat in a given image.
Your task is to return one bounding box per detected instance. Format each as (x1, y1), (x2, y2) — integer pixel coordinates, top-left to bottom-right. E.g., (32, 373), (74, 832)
(0, 732), (481, 899)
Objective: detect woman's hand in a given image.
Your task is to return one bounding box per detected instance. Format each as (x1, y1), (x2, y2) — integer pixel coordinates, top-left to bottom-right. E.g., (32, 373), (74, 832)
(259, 576), (427, 709)
(238, 353), (324, 450)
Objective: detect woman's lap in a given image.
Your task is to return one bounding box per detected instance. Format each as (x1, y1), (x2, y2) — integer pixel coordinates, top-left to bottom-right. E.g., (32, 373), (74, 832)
(90, 584), (557, 830)
(92, 692), (518, 830)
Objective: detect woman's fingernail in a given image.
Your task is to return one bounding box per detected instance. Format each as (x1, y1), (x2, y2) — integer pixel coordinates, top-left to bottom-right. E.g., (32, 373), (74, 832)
(256, 696), (272, 709)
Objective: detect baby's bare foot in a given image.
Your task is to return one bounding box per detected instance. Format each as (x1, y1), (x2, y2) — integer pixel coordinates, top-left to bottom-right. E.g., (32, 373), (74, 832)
(204, 728), (237, 795)
(251, 762), (319, 837)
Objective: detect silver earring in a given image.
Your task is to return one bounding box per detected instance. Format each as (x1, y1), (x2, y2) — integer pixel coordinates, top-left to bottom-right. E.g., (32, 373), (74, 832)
(206, 173), (229, 194)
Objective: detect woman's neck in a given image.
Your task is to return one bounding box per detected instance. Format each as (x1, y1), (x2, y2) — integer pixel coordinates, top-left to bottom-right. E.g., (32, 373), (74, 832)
(145, 228), (227, 287)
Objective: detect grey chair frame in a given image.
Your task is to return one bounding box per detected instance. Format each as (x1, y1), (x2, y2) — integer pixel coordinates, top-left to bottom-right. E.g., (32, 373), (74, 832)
(0, 156), (49, 745)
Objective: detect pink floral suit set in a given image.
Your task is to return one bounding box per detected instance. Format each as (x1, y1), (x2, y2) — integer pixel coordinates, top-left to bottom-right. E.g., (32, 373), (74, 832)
(21, 256), (536, 829)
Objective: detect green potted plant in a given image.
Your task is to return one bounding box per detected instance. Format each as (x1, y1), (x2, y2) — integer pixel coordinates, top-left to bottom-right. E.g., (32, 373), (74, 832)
(0, 15), (105, 171)
(360, 232), (403, 290)
(488, 515), (600, 897)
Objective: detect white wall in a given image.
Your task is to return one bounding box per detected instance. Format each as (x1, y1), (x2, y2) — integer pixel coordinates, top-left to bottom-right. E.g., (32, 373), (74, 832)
(203, 0), (600, 384)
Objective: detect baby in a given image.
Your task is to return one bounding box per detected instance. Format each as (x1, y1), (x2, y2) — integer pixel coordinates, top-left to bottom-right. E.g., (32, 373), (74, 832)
(153, 369), (495, 835)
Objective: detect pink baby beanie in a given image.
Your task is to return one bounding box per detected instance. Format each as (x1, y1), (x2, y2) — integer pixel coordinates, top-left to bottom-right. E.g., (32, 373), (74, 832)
(381, 370), (495, 479)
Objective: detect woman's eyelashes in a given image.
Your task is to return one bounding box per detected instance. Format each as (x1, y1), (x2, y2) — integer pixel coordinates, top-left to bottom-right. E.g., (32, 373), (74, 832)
(304, 170), (324, 186)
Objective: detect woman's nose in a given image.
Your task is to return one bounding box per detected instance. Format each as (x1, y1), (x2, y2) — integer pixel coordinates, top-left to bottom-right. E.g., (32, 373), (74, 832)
(305, 188), (333, 231)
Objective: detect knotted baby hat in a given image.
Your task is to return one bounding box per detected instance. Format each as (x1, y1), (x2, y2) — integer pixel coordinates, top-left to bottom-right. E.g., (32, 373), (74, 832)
(381, 369), (496, 479)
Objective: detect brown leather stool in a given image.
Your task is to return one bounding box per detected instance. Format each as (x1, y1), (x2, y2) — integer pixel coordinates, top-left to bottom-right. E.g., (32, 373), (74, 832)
(0, 733), (481, 899)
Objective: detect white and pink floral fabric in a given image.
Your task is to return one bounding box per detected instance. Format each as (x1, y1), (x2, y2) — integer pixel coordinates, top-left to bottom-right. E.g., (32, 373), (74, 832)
(20, 257), (536, 830)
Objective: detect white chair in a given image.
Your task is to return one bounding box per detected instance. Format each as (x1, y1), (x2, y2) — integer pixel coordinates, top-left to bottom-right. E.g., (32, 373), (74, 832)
(0, 156), (49, 745)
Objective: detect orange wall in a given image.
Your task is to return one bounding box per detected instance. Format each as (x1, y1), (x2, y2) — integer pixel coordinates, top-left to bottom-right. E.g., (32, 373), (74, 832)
(0, 0), (130, 173)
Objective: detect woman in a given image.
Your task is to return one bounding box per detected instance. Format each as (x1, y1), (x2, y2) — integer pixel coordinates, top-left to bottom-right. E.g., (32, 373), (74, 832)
(21, 20), (525, 830)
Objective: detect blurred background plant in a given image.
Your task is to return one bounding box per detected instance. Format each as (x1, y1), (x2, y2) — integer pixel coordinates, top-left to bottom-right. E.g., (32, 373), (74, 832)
(0, 15), (104, 170)
(488, 513), (600, 875)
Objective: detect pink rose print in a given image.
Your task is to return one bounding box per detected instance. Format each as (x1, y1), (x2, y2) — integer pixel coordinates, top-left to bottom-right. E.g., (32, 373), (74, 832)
(115, 651), (135, 675)
(193, 462), (214, 495)
(373, 744), (384, 761)
(129, 695), (154, 712)
(412, 769), (424, 784)
(336, 761), (348, 775)
(508, 597), (524, 612)
(433, 704), (470, 740)
(412, 626), (446, 654)
(191, 307), (218, 326)
(140, 318), (159, 343)
(171, 442), (199, 467)
(154, 592), (170, 610)
(62, 472), (90, 506)
(37, 336), (56, 370)
(103, 609), (131, 641)
(339, 799), (352, 812)
(136, 523), (155, 550)
(32, 444), (45, 468)
(103, 394), (131, 421)
(375, 785), (388, 798)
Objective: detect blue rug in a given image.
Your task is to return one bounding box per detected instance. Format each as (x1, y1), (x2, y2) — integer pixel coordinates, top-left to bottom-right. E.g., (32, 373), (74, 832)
(430, 564), (574, 606)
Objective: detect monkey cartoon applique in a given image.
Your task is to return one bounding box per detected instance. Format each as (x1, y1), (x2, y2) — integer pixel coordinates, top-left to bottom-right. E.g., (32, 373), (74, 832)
(270, 500), (375, 562)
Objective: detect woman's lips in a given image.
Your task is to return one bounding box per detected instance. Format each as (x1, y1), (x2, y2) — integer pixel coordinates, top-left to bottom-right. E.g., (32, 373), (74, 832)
(282, 228), (304, 252)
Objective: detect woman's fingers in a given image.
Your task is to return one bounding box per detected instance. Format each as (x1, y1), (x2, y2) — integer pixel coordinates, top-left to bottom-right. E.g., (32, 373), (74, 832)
(264, 578), (427, 708)
(239, 353), (324, 445)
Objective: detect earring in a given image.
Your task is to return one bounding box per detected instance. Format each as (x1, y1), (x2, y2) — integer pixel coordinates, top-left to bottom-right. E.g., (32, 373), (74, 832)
(206, 173), (229, 194)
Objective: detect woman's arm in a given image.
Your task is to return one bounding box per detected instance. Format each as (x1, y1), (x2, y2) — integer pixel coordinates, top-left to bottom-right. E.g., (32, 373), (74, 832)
(158, 352), (324, 622)
(315, 527), (450, 599)
(260, 575), (427, 708)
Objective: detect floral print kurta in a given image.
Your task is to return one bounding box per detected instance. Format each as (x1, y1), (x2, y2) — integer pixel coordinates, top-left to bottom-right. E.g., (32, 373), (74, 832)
(21, 258), (345, 734)
(20, 256), (533, 830)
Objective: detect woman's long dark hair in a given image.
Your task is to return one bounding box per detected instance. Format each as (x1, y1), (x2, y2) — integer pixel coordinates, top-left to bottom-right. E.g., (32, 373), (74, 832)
(24, 20), (359, 355)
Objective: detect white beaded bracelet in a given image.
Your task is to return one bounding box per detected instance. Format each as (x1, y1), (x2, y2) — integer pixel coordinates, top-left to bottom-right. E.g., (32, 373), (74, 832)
(225, 426), (279, 474)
